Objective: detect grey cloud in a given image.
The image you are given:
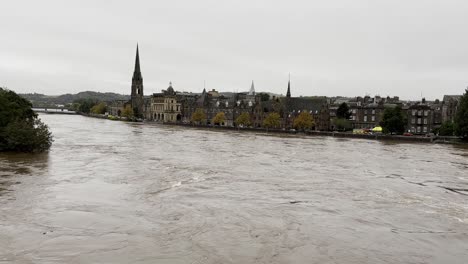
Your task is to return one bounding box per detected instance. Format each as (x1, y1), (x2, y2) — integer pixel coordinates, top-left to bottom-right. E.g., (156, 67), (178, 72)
(1, 0), (467, 99)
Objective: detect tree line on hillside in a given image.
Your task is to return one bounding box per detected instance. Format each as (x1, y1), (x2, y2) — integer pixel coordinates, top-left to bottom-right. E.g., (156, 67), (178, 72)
(19, 91), (129, 108)
(71, 99), (107, 115)
(0, 88), (53, 152)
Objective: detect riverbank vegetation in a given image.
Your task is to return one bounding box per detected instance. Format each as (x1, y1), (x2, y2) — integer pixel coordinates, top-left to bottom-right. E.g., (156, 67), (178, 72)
(333, 102), (352, 131)
(212, 112), (226, 125)
(0, 88), (53, 152)
(235, 112), (251, 127)
(191, 108), (207, 125)
(293, 111), (315, 131)
(455, 88), (468, 139)
(263, 113), (281, 129)
(380, 106), (407, 134)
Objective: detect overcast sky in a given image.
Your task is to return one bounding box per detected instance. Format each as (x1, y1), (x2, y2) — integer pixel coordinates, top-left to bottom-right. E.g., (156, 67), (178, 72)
(1, 0), (467, 99)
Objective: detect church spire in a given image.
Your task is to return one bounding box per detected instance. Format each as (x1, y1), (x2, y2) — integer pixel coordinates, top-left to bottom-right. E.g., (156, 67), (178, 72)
(249, 80), (255, 96)
(286, 73), (291, 98)
(130, 44), (144, 117)
(133, 44), (141, 79)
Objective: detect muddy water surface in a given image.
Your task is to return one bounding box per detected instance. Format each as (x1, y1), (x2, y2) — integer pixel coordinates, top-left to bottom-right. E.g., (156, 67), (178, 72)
(1, 114), (467, 263)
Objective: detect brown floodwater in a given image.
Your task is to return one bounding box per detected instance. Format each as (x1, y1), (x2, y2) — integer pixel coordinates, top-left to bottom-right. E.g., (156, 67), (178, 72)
(1, 114), (467, 264)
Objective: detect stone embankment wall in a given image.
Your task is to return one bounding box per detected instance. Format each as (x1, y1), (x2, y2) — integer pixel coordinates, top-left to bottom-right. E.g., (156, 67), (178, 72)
(160, 123), (442, 143)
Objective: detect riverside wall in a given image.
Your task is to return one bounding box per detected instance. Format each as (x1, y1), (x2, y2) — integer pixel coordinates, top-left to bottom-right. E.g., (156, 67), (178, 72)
(160, 122), (439, 143)
(80, 114), (464, 144)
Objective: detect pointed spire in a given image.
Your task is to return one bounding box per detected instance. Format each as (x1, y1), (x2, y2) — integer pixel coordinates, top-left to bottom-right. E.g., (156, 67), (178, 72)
(286, 74), (291, 98)
(249, 80), (255, 96)
(133, 43), (141, 78)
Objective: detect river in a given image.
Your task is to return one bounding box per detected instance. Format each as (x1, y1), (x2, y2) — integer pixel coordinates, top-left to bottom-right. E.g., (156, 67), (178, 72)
(1, 114), (467, 264)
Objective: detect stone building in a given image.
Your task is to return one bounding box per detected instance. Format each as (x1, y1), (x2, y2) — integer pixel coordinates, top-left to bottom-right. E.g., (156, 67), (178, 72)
(442, 95), (462, 123)
(150, 82), (182, 122)
(407, 98), (433, 134)
(280, 80), (330, 130)
(183, 87), (258, 126)
(343, 96), (401, 129)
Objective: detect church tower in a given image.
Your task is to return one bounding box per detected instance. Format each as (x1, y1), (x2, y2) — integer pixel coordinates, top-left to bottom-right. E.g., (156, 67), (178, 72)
(131, 44), (144, 117)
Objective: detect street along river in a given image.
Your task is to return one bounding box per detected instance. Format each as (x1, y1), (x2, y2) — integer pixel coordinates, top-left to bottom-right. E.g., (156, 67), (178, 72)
(1, 114), (467, 263)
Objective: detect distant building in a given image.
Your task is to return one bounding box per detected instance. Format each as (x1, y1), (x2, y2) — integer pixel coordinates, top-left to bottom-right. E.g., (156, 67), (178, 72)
(281, 79), (330, 130)
(150, 82), (182, 122)
(182, 86), (259, 126)
(111, 46), (462, 136)
(442, 95), (462, 123)
(407, 98), (433, 134)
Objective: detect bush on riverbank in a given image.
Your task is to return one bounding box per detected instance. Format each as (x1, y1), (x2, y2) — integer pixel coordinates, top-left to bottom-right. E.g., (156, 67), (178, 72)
(455, 88), (468, 139)
(0, 88), (53, 152)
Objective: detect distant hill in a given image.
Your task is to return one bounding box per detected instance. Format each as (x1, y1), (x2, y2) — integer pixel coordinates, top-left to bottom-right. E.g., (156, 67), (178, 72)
(20, 91), (130, 107)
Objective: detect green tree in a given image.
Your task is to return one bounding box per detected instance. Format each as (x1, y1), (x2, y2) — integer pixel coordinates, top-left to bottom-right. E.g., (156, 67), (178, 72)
(263, 112), (281, 129)
(90, 102), (107, 115)
(436, 121), (455, 136)
(333, 118), (352, 131)
(191, 108), (206, 124)
(212, 112), (226, 125)
(259, 93), (270, 102)
(0, 88), (53, 152)
(235, 112), (251, 127)
(380, 106), (407, 134)
(0, 88), (35, 127)
(293, 111), (315, 131)
(121, 105), (134, 119)
(2, 119), (52, 152)
(455, 88), (468, 139)
(74, 98), (98, 113)
(336, 102), (351, 119)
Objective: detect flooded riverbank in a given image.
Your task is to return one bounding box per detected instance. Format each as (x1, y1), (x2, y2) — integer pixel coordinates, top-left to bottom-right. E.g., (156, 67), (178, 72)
(1, 114), (467, 263)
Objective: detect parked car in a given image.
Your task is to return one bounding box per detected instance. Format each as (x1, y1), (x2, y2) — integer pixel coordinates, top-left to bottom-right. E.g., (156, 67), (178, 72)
(403, 132), (414, 136)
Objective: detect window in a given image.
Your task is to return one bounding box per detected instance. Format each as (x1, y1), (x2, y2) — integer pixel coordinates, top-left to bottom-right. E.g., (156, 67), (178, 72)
(371, 116), (375, 122)
(412, 110), (417, 116)
(364, 110), (368, 114)
(424, 110), (429, 116)
(364, 116), (367, 122)
(424, 118), (428, 125)
(417, 127), (421, 133)
(423, 127), (427, 133)
(372, 109), (375, 114)
(417, 118), (421, 124)
(412, 118), (415, 124)
(418, 110), (422, 116)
